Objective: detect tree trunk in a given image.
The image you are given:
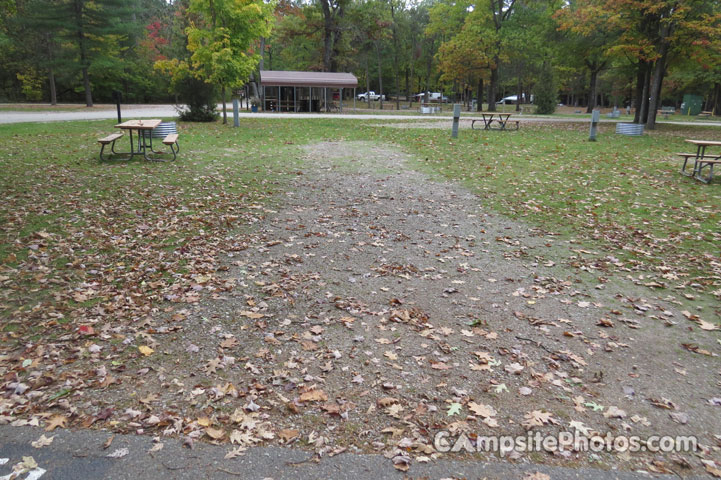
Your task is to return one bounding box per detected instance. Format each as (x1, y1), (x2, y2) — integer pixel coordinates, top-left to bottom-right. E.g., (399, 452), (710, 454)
(365, 56), (371, 108)
(259, 37), (265, 99)
(376, 42), (384, 110)
(586, 69), (598, 113)
(640, 65), (651, 124)
(73, 0), (92, 107)
(405, 67), (409, 103)
(516, 75), (522, 112)
(250, 72), (259, 99)
(488, 62), (498, 112)
(320, 0), (333, 71)
(713, 82), (721, 116)
(44, 34), (57, 105)
(222, 85), (227, 124)
(81, 67), (92, 107)
(646, 46), (668, 130)
(633, 62), (645, 123)
(476, 77), (483, 112)
(48, 68), (57, 106)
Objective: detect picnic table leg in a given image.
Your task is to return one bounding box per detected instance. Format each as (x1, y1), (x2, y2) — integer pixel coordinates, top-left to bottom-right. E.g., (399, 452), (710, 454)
(99, 143), (108, 161)
(682, 145), (701, 176)
(128, 130), (136, 157)
(140, 130), (152, 161)
(695, 145), (707, 176)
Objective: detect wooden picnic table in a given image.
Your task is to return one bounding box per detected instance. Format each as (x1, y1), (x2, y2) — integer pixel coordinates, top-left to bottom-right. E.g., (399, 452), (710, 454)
(115, 119), (162, 160)
(471, 113), (518, 131)
(681, 139), (721, 183)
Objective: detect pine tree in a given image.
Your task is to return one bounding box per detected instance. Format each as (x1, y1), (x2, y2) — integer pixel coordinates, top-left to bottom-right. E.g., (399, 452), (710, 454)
(24, 0), (140, 106)
(534, 60), (556, 115)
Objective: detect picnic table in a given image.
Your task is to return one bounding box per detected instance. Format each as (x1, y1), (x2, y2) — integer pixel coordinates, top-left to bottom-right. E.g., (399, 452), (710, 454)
(115, 119), (163, 161)
(471, 113), (519, 131)
(679, 139), (721, 183)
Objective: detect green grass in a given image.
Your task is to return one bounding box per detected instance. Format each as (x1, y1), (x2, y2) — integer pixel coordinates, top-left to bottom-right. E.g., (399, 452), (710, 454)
(1, 117), (719, 335)
(375, 121), (721, 314)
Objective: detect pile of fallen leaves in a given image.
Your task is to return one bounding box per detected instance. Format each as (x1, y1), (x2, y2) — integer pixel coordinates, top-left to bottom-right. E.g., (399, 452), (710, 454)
(0, 125), (274, 438)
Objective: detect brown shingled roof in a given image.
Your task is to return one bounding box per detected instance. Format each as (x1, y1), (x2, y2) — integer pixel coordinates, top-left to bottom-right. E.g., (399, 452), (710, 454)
(260, 70), (358, 88)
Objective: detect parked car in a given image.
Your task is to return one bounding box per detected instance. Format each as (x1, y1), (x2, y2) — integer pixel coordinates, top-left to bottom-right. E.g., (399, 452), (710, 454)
(356, 91), (386, 101)
(414, 92), (448, 103)
(496, 94), (533, 104)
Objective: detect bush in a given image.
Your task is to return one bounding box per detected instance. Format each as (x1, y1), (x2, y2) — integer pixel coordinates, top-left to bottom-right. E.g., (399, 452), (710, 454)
(175, 76), (218, 122)
(534, 61), (557, 115)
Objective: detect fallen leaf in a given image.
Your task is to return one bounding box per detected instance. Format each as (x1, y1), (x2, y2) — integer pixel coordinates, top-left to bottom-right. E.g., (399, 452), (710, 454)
(205, 427), (226, 440)
(299, 389), (328, 403)
(31, 434), (54, 448)
(45, 415), (68, 431)
(106, 448), (129, 458)
(447, 402), (462, 416)
(138, 346), (154, 356)
(278, 429), (300, 443)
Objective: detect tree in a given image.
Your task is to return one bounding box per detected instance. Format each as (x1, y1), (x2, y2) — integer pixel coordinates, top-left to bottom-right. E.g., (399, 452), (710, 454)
(319, 0), (349, 71)
(555, 0), (620, 112)
(434, 8), (493, 111)
(38, 0), (139, 106)
(604, 0), (721, 129)
(534, 59), (557, 113)
(184, 0), (274, 123)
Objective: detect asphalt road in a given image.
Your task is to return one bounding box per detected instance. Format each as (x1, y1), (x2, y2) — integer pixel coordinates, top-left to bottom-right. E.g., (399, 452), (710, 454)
(0, 425), (700, 480)
(2, 103), (721, 127)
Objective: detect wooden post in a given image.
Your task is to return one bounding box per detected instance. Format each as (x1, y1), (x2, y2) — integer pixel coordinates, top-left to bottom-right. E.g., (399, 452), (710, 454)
(340, 88), (343, 112)
(324, 87), (327, 112)
(294, 86), (297, 112)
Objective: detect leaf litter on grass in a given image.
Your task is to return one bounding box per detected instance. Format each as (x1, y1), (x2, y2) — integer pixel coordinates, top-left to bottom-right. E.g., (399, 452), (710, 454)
(1, 121), (720, 476)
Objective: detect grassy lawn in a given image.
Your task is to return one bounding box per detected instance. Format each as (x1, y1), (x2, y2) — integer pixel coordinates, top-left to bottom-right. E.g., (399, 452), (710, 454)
(1, 118), (719, 337)
(383, 121), (721, 314)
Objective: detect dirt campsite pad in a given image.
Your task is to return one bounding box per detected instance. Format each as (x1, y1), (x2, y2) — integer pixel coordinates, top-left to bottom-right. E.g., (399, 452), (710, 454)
(2, 138), (721, 477)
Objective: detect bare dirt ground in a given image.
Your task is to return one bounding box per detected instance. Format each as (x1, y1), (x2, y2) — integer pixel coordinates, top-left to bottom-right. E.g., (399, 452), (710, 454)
(4, 140), (721, 477)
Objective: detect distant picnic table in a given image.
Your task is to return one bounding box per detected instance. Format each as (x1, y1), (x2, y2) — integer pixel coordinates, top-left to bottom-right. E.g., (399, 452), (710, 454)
(471, 113), (519, 131)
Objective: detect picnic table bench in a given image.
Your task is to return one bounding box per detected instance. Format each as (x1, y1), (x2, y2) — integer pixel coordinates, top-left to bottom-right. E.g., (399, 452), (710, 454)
(679, 139), (721, 183)
(97, 133), (124, 161)
(659, 106), (675, 119)
(471, 113), (519, 131)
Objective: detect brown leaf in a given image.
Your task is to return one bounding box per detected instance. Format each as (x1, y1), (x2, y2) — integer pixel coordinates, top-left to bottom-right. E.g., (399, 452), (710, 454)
(278, 429), (300, 443)
(522, 410), (555, 429)
(220, 337), (239, 349)
(299, 389), (328, 403)
(597, 318), (614, 327)
(468, 402), (496, 418)
(205, 427), (225, 440)
(377, 397), (399, 408)
(45, 415), (68, 431)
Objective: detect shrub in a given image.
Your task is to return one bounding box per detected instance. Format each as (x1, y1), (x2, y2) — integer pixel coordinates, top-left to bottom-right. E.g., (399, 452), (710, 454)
(175, 76), (218, 122)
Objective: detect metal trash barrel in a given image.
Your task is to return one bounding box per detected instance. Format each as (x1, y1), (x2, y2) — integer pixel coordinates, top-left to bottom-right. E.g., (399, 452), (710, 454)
(616, 123), (644, 136)
(151, 121), (178, 138)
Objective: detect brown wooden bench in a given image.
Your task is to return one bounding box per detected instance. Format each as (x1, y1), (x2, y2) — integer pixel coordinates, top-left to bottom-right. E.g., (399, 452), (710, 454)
(98, 132), (123, 161)
(162, 133), (179, 161)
